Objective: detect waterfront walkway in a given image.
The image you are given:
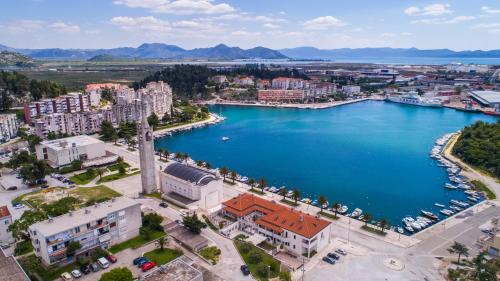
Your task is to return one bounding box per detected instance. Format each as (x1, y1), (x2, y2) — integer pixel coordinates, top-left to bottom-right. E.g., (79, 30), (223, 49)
(153, 113), (221, 136)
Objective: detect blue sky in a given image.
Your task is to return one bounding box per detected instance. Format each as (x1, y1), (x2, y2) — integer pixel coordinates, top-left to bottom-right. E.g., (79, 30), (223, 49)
(1, 0), (500, 50)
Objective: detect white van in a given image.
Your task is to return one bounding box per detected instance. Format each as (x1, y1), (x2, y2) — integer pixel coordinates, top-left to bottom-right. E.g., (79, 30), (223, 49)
(97, 257), (110, 269)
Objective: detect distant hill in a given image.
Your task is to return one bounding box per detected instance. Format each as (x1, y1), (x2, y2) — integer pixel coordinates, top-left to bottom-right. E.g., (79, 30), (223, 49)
(88, 54), (128, 62)
(0, 51), (36, 67)
(279, 47), (500, 60)
(0, 43), (288, 60)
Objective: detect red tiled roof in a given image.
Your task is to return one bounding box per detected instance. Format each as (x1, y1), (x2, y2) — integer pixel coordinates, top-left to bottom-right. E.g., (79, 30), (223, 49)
(0, 206), (11, 218)
(223, 193), (331, 239)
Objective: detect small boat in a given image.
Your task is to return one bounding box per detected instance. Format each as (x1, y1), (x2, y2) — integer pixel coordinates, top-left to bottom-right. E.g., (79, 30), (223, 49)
(440, 209), (453, 216)
(222, 136), (230, 141)
(458, 184), (471, 190)
(450, 200), (469, 208)
(464, 190), (476, 196)
(337, 205), (348, 214)
(411, 222), (422, 230)
(351, 208), (363, 218)
(397, 227), (404, 234)
(405, 226), (414, 233)
(434, 203), (445, 208)
(467, 196), (478, 202)
(421, 210), (439, 221)
(445, 183), (458, 190)
(358, 215), (365, 221)
(450, 206), (462, 212)
(303, 198), (312, 204)
(311, 200), (318, 206)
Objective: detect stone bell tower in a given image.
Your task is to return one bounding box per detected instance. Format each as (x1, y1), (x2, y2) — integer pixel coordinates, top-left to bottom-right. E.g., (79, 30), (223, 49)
(138, 97), (157, 194)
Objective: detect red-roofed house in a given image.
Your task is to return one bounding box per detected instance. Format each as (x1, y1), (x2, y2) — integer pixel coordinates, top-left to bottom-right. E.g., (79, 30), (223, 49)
(222, 193), (332, 258)
(0, 206), (13, 246)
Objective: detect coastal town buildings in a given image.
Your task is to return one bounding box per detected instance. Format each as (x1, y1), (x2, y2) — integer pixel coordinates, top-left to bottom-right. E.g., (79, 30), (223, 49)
(0, 206), (13, 246)
(211, 75), (228, 84)
(35, 135), (117, 168)
(446, 63), (490, 73)
(233, 76), (254, 86)
(142, 257), (203, 281)
(33, 110), (112, 137)
(23, 93), (91, 123)
(258, 89), (305, 103)
(271, 77), (309, 90)
(341, 85), (361, 96)
(468, 90), (500, 111)
(0, 114), (20, 144)
(28, 197), (141, 266)
(221, 193), (332, 258)
(487, 233), (500, 257)
(159, 162), (223, 212)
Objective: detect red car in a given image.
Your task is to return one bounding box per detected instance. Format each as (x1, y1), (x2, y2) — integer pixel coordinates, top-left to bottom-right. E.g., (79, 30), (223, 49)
(141, 261), (156, 272)
(107, 255), (117, 263)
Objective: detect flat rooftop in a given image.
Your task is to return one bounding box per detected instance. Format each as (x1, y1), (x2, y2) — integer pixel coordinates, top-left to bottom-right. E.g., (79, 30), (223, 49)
(470, 90), (500, 105)
(29, 196), (138, 237)
(40, 135), (103, 151)
(143, 258), (202, 281)
(0, 249), (29, 281)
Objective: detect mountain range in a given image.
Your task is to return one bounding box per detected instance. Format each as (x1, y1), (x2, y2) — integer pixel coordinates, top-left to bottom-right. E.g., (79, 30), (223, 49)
(0, 43), (286, 60)
(1, 43), (500, 61)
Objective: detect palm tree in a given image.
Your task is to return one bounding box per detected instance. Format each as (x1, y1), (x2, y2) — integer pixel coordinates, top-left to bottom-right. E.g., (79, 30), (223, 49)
(158, 148), (165, 160)
(182, 153), (189, 164)
(219, 167), (229, 181)
(96, 168), (105, 180)
(317, 195), (327, 214)
(292, 188), (300, 205)
(279, 188), (287, 201)
(332, 202), (341, 218)
(0, 162), (4, 177)
(196, 160), (204, 167)
(378, 218), (389, 233)
(247, 178), (256, 190)
(447, 241), (469, 264)
(363, 213), (372, 226)
(174, 152), (182, 161)
(157, 236), (167, 251)
(258, 177), (267, 193)
(205, 162), (212, 170)
(230, 171), (237, 183)
(163, 149), (170, 161)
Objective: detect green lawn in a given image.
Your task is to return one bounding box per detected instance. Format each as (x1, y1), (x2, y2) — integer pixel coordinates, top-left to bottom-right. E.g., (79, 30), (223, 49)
(107, 162), (130, 172)
(471, 180), (497, 200)
(198, 246), (221, 265)
(319, 211), (340, 220)
(361, 225), (387, 236)
(144, 192), (162, 199)
(14, 240), (33, 256)
(248, 189), (265, 195)
(234, 241), (281, 281)
(280, 198), (298, 207)
(223, 179), (236, 186)
(109, 231), (166, 253)
(69, 171), (97, 185)
(144, 248), (183, 265)
(97, 171), (141, 183)
(69, 185), (122, 204)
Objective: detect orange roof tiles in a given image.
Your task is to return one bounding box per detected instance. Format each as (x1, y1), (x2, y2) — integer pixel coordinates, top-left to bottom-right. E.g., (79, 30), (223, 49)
(223, 193), (331, 239)
(0, 206), (11, 218)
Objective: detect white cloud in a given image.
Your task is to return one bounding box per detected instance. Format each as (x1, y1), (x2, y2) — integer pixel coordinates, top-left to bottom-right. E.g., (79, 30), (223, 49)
(263, 23), (279, 29)
(50, 22), (80, 33)
(381, 32), (396, 37)
(303, 16), (345, 30)
(404, 6), (420, 16)
(445, 16), (475, 24)
(211, 13), (285, 23)
(110, 16), (171, 32)
(404, 3), (452, 16)
(231, 30), (260, 36)
(481, 6), (500, 14)
(401, 32), (412, 36)
(472, 22), (500, 29)
(0, 20), (44, 33)
(412, 15), (474, 25)
(114, 0), (235, 15)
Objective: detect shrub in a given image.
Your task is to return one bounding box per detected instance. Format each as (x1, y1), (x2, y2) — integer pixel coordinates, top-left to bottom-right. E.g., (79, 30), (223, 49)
(239, 243), (252, 254)
(256, 263), (270, 277)
(279, 271), (292, 281)
(248, 250), (262, 264)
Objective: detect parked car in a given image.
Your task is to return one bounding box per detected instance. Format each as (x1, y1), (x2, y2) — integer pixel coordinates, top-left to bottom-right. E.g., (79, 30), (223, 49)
(12, 203), (24, 209)
(322, 256), (336, 264)
(327, 252), (340, 260)
(90, 262), (100, 272)
(71, 269), (82, 278)
(60, 272), (73, 281)
(133, 257), (147, 265)
(240, 265), (250, 276)
(142, 261), (156, 272)
(7, 186), (17, 191)
(159, 202), (168, 208)
(98, 257), (110, 269)
(107, 254), (117, 263)
(137, 258), (150, 267)
(80, 264), (91, 275)
(41, 184), (49, 189)
(335, 248), (347, 256)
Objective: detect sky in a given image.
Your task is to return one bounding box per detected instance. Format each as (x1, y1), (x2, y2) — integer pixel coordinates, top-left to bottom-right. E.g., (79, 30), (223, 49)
(1, 0), (500, 51)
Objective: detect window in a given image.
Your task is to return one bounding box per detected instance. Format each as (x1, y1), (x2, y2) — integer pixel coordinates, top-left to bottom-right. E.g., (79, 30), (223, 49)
(4, 219), (8, 225)
(293, 245), (295, 249)
(75, 226), (80, 233)
(110, 222), (116, 228)
(294, 235), (296, 239)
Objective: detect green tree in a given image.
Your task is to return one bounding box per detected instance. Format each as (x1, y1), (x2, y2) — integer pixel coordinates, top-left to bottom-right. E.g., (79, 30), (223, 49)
(157, 236), (166, 251)
(332, 202), (341, 218)
(196, 160), (204, 167)
(258, 177), (267, 193)
(447, 241), (469, 264)
(142, 213), (164, 231)
(147, 113), (160, 130)
(118, 165), (126, 175)
(99, 267), (133, 281)
(378, 218), (389, 233)
(317, 195), (327, 214)
(158, 148), (165, 160)
(182, 213), (206, 234)
(97, 168), (105, 180)
(204, 162), (212, 170)
(247, 250), (262, 264)
(19, 160), (51, 185)
(100, 121), (117, 141)
(279, 188), (287, 200)
(292, 188), (300, 205)
(8, 151), (36, 170)
(219, 167), (229, 181)
(66, 241), (81, 256)
(8, 210), (47, 240)
(230, 171), (237, 183)
(363, 213), (372, 227)
(247, 178), (256, 190)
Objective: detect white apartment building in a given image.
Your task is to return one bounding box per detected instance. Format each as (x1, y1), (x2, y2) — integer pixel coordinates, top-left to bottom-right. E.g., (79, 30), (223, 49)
(0, 206), (13, 246)
(0, 114), (20, 144)
(271, 77), (309, 90)
(33, 110), (111, 137)
(160, 162), (223, 212)
(446, 63), (490, 73)
(341, 85), (361, 96)
(233, 76), (254, 86)
(29, 197), (141, 266)
(23, 93), (92, 123)
(35, 135), (110, 168)
(139, 81), (173, 118)
(222, 193), (332, 258)
(305, 82), (337, 99)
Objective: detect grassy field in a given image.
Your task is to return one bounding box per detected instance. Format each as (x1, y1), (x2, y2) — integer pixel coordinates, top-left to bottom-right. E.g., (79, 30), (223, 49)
(144, 248), (183, 266)
(107, 162), (131, 172)
(69, 171), (97, 185)
(234, 241), (281, 281)
(69, 185), (121, 203)
(97, 170), (141, 183)
(109, 231), (166, 253)
(471, 180), (497, 200)
(198, 246), (221, 265)
(361, 225), (387, 236)
(319, 211), (340, 220)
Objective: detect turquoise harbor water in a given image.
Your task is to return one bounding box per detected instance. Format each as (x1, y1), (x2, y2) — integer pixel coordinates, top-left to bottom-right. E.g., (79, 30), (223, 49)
(155, 101), (498, 226)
